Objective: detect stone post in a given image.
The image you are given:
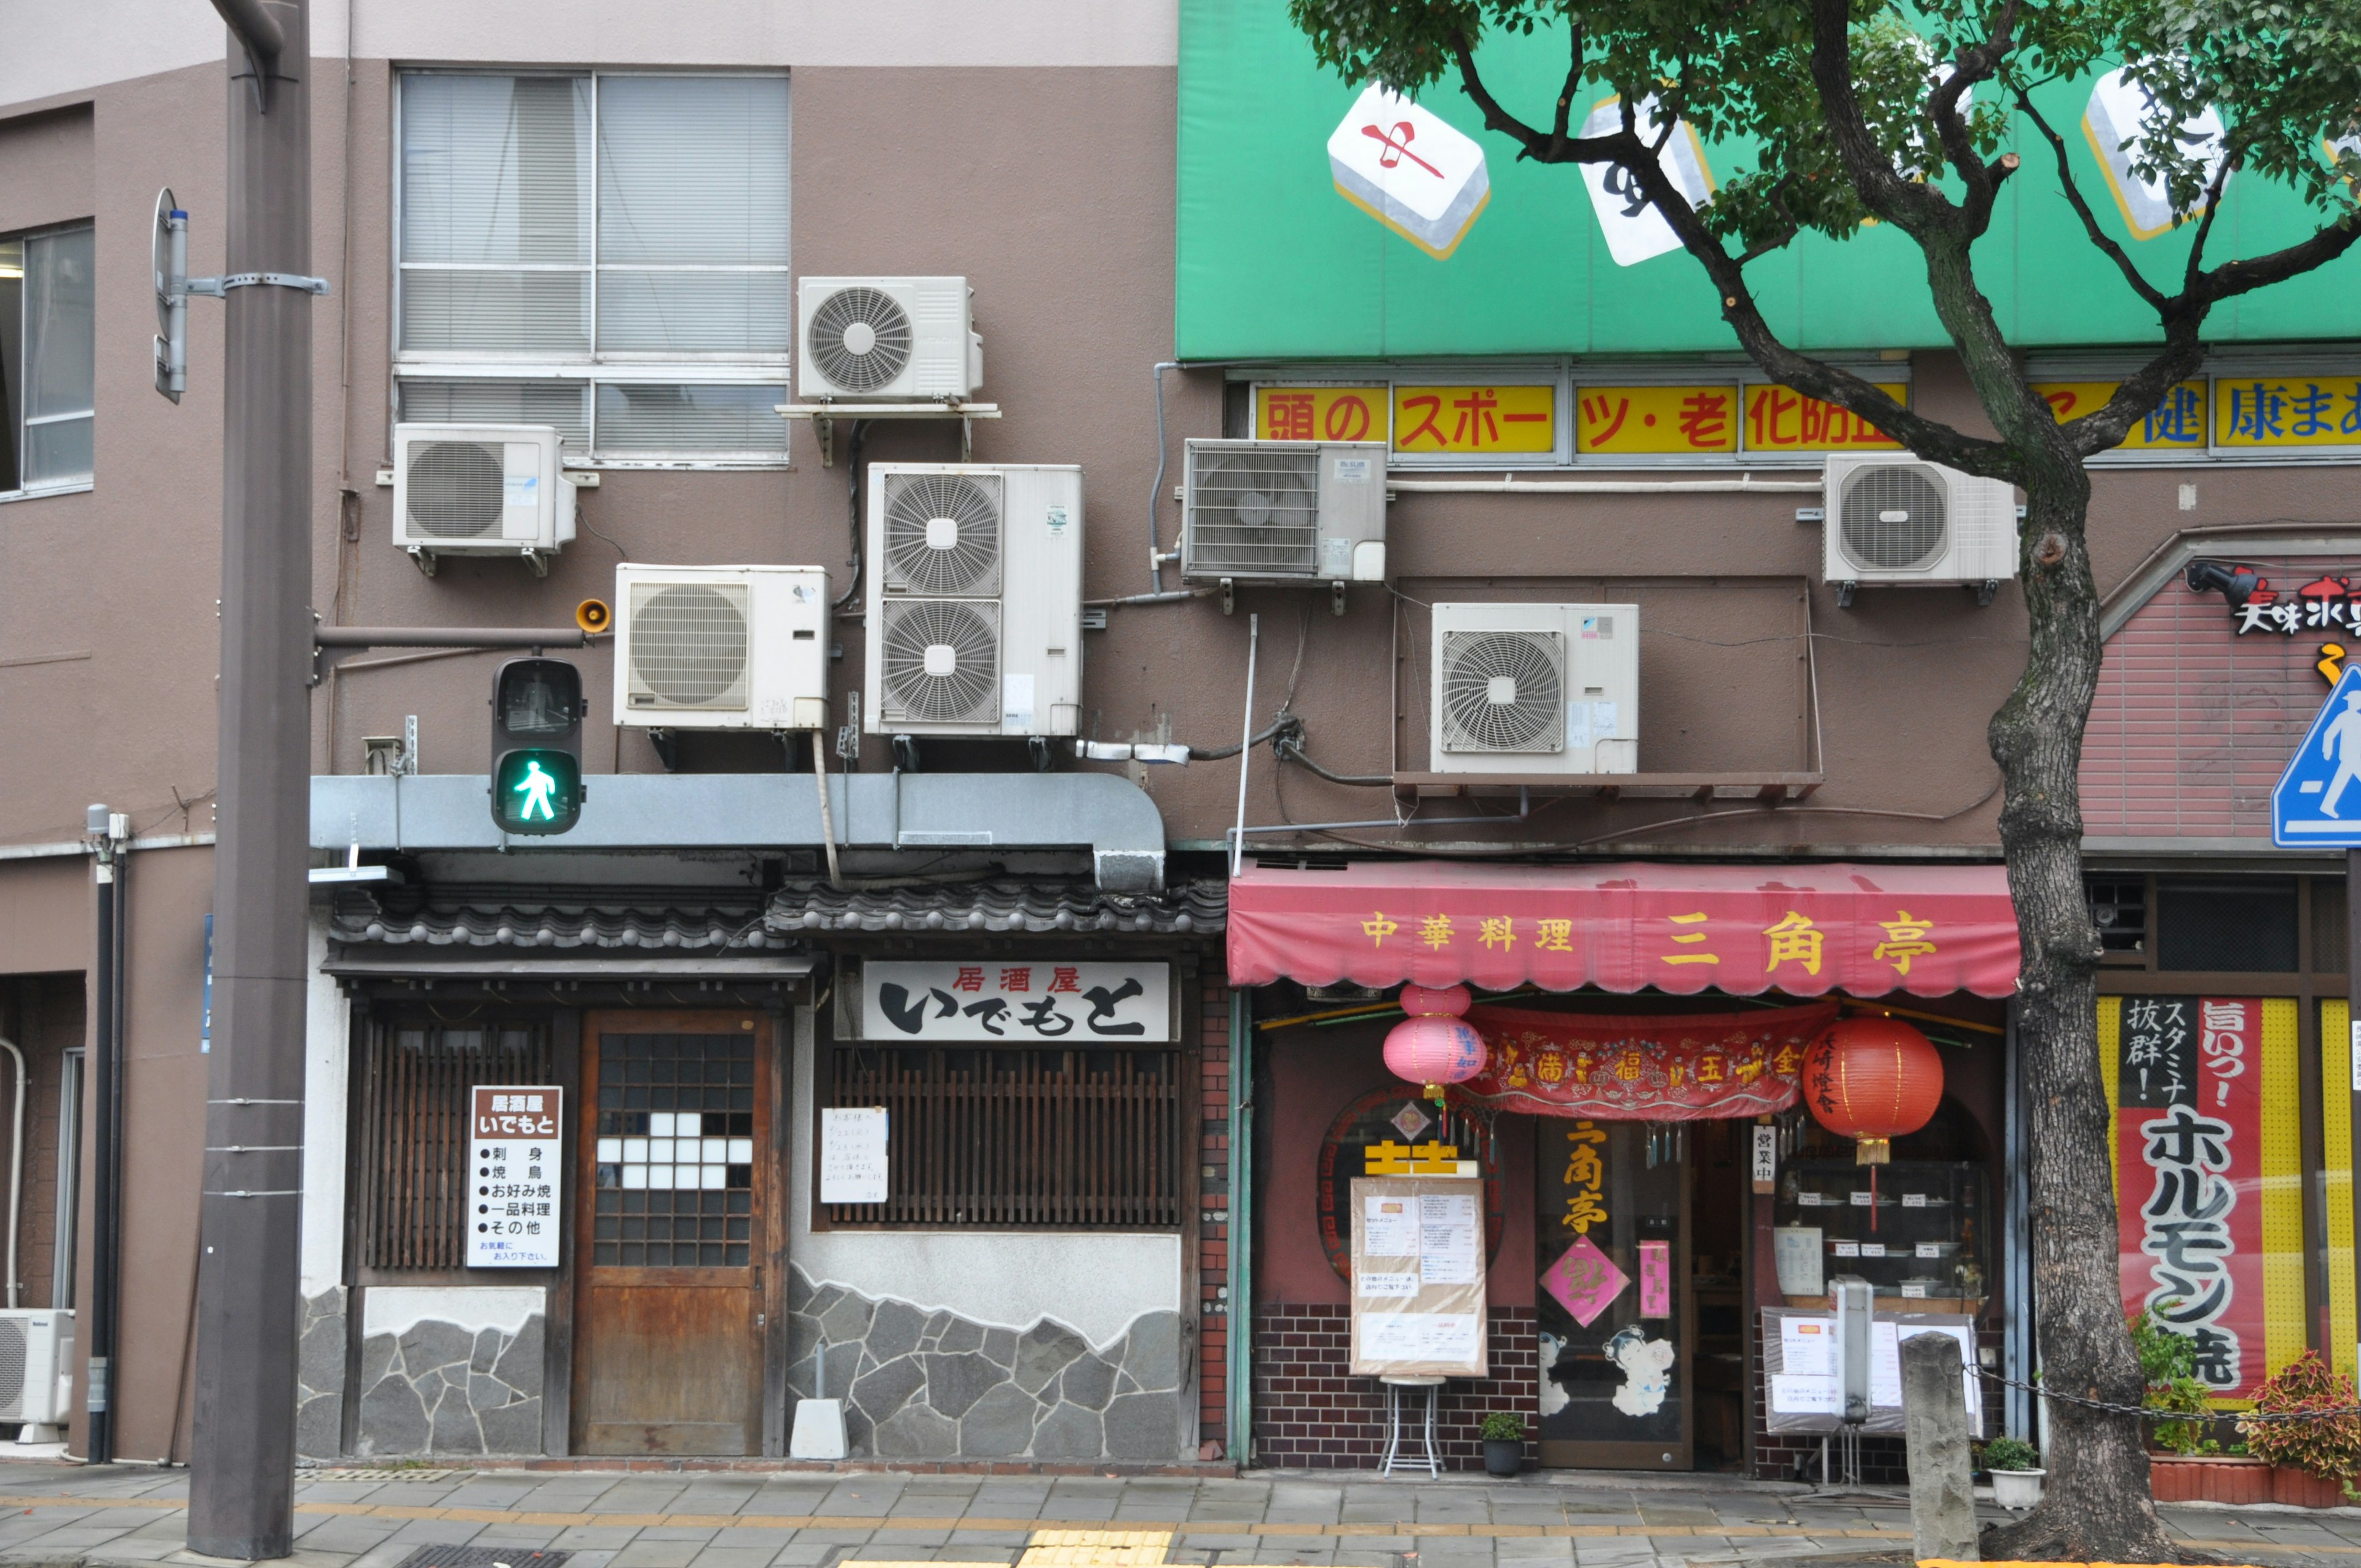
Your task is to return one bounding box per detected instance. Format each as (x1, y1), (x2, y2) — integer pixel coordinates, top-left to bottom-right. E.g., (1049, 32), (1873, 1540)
(1901, 1331), (1980, 1562)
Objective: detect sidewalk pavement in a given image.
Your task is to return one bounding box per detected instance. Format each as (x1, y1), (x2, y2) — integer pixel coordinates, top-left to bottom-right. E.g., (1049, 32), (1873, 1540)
(0, 1463), (2347, 1568)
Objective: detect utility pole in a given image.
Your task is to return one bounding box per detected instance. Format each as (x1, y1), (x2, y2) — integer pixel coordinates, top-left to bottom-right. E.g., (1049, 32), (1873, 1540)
(187, 0), (311, 1554)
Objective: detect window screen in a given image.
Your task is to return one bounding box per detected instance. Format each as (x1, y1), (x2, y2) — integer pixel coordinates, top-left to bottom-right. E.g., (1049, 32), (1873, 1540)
(397, 73), (789, 461)
(824, 1046), (1181, 1230)
(0, 227), (95, 493)
(356, 1020), (554, 1270)
(2157, 878), (2300, 973)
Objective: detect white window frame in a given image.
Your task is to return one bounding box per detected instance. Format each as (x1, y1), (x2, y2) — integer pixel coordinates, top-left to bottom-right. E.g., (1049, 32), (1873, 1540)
(392, 69), (792, 469)
(0, 221), (97, 504)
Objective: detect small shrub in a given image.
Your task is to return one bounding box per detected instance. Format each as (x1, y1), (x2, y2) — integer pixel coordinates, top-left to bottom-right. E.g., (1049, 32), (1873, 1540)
(1478, 1411), (1527, 1443)
(2129, 1310), (2212, 1455)
(2239, 1350), (2361, 1483)
(1980, 1435), (2039, 1473)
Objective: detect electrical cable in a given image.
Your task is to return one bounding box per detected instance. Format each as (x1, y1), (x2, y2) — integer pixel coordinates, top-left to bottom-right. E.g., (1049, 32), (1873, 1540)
(1147, 362), (1179, 591)
(572, 490), (629, 560)
(832, 419), (871, 611)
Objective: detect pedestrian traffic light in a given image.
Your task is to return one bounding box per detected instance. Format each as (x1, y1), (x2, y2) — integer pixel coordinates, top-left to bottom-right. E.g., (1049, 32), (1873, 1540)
(491, 658), (583, 835)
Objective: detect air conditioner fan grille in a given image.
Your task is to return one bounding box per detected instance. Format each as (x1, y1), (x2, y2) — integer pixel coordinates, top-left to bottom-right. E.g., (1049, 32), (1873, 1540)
(1188, 450), (1319, 576)
(881, 600), (1000, 724)
(809, 286), (914, 393)
(1838, 465), (1950, 571)
(627, 582), (751, 709)
(405, 440), (505, 539)
(883, 473), (1003, 595)
(0, 1319), (28, 1419)
(1440, 629), (1565, 753)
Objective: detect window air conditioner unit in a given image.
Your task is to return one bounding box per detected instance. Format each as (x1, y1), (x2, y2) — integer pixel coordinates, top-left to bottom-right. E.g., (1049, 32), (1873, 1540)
(0, 1309), (73, 1427)
(1428, 603), (1639, 775)
(1820, 453), (2017, 604)
(391, 424), (575, 576)
(797, 277), (982, 402)
(613, 564), (831, 731)
(864, 464), (1083, 738)
(1180, 439), (1388, 587)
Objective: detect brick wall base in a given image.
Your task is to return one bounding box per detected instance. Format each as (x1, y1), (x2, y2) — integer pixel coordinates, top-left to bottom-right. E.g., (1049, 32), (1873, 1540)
(1252, 1302), (1539, 1470)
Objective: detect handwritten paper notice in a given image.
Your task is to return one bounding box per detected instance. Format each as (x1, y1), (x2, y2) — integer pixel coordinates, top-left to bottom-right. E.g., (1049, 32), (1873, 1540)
(820, 1106), (888, 1205)
(1773, 1227), (1824, 1296)
(1417, 1192), (1482, 1285)
(1359, 1271), (1420, 1297)
(1770, 1374), (1841, 1414)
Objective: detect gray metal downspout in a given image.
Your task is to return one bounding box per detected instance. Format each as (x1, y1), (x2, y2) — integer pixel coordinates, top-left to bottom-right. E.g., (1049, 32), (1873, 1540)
(1226, 989), (1253, 1465)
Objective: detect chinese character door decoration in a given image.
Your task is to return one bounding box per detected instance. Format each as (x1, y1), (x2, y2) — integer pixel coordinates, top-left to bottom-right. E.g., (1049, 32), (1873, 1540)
(2102, 995), (2307, 1401)
(1463, 1000), (1836, 1120)
(470, 1085), (561, 1268)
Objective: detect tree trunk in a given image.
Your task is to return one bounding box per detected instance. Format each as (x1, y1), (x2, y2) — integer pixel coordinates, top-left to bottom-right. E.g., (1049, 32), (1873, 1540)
(1979, 471), (2179, 1562)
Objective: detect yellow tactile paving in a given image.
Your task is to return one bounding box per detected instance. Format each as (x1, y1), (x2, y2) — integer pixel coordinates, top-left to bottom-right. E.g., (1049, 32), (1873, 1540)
(1018, 1529), (1176, 1566)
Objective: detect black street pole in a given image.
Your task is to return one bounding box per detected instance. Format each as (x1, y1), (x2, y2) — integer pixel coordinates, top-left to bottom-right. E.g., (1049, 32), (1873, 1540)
(187, 0), (311, 1555)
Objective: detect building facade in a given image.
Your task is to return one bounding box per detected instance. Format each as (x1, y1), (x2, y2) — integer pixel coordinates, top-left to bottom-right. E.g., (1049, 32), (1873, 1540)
(0, 0), (2354, 1474)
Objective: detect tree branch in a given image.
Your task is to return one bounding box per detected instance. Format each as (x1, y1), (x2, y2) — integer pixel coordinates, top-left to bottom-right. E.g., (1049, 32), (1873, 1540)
(1927, 0), (2019, 233)
(2016, 92), (2169, 311)
(1806, 0), (1956, 239)
(1448, 31), (1623, 165)
(2178, 150), (2238, 298)
(1544, 24), (1583, 162)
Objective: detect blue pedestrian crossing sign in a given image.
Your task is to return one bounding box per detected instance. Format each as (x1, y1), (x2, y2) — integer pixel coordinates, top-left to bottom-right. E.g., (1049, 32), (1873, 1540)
(2273, 664), (2361, 845)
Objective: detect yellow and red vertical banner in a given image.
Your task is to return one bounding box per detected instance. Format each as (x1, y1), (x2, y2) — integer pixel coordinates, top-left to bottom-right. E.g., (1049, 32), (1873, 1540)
(2102, 996), (2306, 1403)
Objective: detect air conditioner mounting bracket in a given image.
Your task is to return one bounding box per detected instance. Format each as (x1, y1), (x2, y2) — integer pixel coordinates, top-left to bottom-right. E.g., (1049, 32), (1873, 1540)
(773, 401), (1003, 468)
(1330, 581), (1347, 617)
(1975, 578), (1999, 607)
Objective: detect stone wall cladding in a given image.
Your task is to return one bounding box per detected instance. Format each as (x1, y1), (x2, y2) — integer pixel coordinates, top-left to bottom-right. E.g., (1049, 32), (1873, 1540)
(1251, 1302), (1537, 1470)
(788, 1269), (1180, 1461)
(352, 1312), (545, 1457)
(296, 1287), (347, 1459)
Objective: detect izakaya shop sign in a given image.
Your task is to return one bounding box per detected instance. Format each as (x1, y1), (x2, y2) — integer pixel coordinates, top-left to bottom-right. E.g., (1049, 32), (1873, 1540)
(858, 962), (1171, 1042)
(2114, 997), (2264, 1396)
(1464, 1001), (1839, 1121)
(469, 1085), (561, 1269)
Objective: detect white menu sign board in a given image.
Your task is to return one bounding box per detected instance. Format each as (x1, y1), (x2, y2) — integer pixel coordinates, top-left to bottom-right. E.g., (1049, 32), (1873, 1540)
(469, 1085), (561, 1268)
(821, 1106), (890, 1205)
(860, 961), (1170, 1042)
(1350, 1176), (1489, 1377)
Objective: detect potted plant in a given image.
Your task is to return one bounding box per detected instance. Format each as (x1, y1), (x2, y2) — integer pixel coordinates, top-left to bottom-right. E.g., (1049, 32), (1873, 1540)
(1478, 1411), (1526, 1476)
(2239, 1350), (2361, 1507)
(1980, 1435), (2044, 1510)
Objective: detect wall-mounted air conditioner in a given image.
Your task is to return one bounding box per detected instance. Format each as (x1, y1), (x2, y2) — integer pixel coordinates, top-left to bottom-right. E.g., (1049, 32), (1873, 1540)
(613, 564), (831, 731)
(1180, 439), (1388, 587)
(1820, 453), (2017, 604)
(0, 1309), (72, 1427)
(1428, 603), (1639, 775)
(391, 424), (575, 576)
(797, 277), (982, 402)
(864, 464), (1082, 738)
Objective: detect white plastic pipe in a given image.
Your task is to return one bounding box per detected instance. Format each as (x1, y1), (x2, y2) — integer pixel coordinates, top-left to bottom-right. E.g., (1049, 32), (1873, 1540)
(1384, 473), (1822, 494)
(1230, 614), (1259, 877)
(0, 1037), (26, 1309)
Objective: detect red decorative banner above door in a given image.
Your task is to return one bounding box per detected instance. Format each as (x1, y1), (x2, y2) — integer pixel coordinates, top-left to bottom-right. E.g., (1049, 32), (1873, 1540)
(1465, 1000), (1841, 1120)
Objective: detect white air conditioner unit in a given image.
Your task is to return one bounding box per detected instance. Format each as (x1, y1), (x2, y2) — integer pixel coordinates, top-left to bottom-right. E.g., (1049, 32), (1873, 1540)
(1429, 603), (1639, 775)
(1180, 439), (1388, 587)
(864, 464), (1082, 738)
(797, 277), (982, 402)
(0, 1309), (73, 1427)
(1820, 453), (2017, 604)
(613, 564), (832, 731)
(391, 424), (575, 575)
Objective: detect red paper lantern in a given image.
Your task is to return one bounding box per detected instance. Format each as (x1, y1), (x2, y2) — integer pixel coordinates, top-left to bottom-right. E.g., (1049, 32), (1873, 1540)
(1803, 1016), (1944, 1165)
(1385, 984), (1485, 1103)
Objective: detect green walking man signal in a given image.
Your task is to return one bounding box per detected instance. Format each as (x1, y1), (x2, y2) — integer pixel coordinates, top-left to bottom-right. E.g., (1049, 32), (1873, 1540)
(491, 658), (584, 835)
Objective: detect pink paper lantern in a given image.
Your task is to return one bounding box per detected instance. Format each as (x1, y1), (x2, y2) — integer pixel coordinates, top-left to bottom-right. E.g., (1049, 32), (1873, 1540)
(1399, 983), (1472, 1019)
(1383, 1014), (1488, 1099)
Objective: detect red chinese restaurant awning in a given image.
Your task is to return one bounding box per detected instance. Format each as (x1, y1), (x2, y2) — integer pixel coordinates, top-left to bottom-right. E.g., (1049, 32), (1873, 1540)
(1226, 860), (2019, 999)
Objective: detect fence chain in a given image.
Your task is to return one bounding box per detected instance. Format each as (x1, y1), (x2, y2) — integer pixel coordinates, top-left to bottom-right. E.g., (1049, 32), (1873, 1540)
(1972, 1366), (2361, 1424)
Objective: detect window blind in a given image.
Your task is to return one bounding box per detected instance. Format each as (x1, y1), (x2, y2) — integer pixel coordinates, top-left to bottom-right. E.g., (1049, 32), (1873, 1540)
(596, 384), (788, 453)
(9, 228), (94, 489)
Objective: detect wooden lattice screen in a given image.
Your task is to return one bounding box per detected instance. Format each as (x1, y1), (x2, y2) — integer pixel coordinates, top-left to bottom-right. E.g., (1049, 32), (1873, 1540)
(357, 1021), (554, 1270)
(825, 1047), (1180, 1229)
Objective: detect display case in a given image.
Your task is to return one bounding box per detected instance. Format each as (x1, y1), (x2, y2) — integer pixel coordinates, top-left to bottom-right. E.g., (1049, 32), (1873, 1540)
(1771, 1160), (1988, 1314)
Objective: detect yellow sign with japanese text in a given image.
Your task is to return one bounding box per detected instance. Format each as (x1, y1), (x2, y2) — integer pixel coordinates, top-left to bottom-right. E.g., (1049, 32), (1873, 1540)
(2214, 376), (2361, 448)
(1741, 383), (1907, 453)
(1391, 384), (1556, 454)
(1576, 384), (1738, 454)
(2033, 380), (2207, 449)
(1254, 385), (1389, 444)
